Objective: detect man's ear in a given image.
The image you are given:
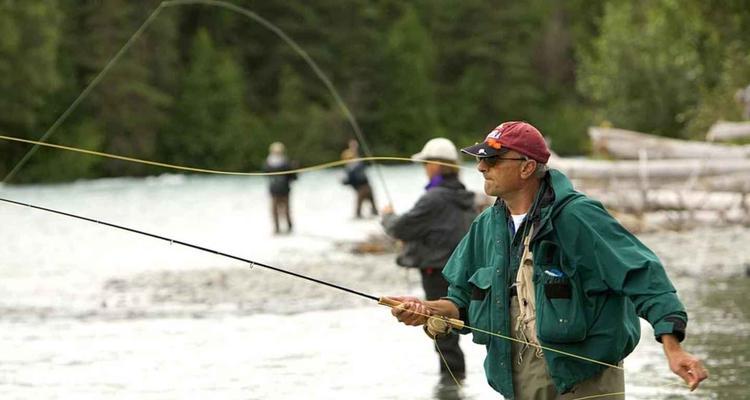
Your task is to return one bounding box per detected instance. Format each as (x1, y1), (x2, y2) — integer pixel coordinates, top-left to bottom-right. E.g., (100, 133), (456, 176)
(520, 160), (537, 179)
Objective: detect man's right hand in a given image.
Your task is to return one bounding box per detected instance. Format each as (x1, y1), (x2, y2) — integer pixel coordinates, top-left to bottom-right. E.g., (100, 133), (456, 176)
(388, 296), (431, 326)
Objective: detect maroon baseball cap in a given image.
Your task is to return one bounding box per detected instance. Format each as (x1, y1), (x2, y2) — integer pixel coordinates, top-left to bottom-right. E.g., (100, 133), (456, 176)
(461, 121), (551, 163)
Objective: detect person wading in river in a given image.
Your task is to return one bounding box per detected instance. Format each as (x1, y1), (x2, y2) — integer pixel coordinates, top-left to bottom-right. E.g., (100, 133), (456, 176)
(388, 121), (708, 399)
(263, 142), (296, 234)
(381, 138), (476, 391)
(341, 147), (377, 219)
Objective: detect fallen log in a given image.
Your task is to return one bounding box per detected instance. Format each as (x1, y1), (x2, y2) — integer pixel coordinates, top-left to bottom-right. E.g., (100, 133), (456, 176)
(612, 209), (749, 233)
(549, 156), (750, 181)
(706, 120), (750, 142)
(586, 189), (750, 213)
(588, 126), (750, 159)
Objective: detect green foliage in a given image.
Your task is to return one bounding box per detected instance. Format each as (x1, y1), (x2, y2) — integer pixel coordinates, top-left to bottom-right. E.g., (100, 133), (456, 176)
(264, 64), (347, 168)
(2, 1), (750, 183)
(20, 120), (105, 182)
(160, 29), (251, 171)
(686, 45), (750, 137)
(0, 1), (63, 181)
(577, 1), (706, 138)
(0, 1), (62, 132)
(378, 5), (441, 155)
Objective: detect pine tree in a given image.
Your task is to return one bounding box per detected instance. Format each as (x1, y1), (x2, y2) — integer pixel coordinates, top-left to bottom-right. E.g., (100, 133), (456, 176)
(161, 28), (250, 171)
(0, 1), (62, 179)
(378, 5), (441, 155)
(67, 0), (176, 176)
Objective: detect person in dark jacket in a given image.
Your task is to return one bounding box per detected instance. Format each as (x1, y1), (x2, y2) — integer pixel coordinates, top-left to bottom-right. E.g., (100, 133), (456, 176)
(263, 142), (296, 234)
(341, 148), (377, 218)
(387, 122), (708, 399)
(381, 137), (476, 387)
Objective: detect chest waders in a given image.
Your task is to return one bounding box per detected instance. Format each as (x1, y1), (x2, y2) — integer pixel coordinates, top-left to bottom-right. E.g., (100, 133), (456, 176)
(515, 223), (544, 364)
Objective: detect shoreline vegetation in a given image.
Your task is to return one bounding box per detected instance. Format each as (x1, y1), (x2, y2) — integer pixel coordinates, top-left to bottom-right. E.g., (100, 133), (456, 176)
(2, 1), (750, 183)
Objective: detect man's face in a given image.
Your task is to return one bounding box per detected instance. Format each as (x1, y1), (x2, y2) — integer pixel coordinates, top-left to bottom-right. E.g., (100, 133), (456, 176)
(477, 150), (529, 197)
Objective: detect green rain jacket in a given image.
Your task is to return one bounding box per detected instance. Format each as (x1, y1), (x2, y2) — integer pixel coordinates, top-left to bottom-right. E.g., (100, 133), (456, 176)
(443, 170), (687, 398)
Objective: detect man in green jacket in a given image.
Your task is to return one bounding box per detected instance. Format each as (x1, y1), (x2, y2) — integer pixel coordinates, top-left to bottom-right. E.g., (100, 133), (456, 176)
(389, 121), (708, 399)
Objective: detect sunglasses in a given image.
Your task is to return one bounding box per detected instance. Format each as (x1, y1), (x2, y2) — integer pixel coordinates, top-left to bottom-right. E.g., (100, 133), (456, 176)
(476, 156), (527, 167)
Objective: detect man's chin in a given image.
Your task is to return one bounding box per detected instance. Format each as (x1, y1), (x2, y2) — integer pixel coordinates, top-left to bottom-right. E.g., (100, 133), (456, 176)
(483, 185), (497, 197)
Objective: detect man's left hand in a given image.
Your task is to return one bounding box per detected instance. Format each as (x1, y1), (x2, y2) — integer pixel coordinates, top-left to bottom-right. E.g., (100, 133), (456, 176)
(662, 335), (708, 391)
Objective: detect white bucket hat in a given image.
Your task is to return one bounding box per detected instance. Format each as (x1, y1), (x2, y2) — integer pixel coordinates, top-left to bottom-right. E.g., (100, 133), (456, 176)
(411, 137), (459, 162)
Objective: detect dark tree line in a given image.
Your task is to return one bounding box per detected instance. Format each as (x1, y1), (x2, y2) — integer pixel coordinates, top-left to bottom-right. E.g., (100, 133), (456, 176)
(1, 0), (749, 182)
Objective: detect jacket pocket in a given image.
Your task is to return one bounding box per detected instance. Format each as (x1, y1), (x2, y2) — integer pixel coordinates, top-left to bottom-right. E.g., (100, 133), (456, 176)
(536, 269), (587, 343)
(535, 242), (587, 343)
(467, 267), (494, 345)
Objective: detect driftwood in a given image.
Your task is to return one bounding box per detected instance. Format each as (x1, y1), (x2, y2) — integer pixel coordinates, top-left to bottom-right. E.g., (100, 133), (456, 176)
(548, 156), (750, 181)
(546, 150), (750, 231)
(588, 127), (750, 159)
(612, 209), (749, 233)
(586, 189), (750, 213)
(706, 121), (750, 142)
(692, 172), (750, 192)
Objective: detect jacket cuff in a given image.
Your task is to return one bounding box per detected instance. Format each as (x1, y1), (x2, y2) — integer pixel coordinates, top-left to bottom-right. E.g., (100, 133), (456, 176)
(654, 315), (686, 343)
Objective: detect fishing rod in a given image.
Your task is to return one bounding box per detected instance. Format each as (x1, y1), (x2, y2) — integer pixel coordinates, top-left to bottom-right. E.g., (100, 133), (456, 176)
(0, 196), (464, 329)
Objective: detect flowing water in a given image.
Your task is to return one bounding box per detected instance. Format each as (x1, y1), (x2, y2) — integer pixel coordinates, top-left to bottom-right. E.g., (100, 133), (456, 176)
(1, 166), (748, 399)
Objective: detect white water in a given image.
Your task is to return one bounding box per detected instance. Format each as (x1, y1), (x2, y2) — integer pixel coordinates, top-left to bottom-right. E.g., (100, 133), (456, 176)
(1, 165), (744, 399)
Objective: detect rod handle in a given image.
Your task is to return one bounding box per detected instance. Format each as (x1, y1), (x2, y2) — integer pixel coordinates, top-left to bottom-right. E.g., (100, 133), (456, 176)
(378, 297), (465, 330)
(377, 296), (401, 308)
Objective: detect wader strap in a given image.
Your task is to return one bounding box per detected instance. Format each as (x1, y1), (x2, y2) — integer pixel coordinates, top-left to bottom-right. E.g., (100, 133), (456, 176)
(514, 223), (543, 364)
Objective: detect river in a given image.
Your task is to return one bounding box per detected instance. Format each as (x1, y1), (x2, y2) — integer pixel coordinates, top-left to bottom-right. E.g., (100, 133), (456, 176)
(1, 165), (747, 399)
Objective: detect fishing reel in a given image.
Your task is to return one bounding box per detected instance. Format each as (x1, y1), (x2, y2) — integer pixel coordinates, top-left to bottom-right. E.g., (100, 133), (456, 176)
(423, 315), (455, 339)
(377, 297), (465, 339)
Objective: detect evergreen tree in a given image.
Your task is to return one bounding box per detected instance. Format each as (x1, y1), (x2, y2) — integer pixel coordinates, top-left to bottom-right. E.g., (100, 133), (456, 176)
(267, 64), (346, 168)
(161, 29), (251, 171)
(69, 0), (175, 176)
(0, 1), (62, 179)
(5, 1), (750, 181)
(378, 5), (441, 155)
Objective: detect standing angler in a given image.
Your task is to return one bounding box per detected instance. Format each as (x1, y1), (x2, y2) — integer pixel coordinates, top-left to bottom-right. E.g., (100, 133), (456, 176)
(381, 138), (476, 389)
(388, 122), (707, 399)
(263, 142), (296, 234)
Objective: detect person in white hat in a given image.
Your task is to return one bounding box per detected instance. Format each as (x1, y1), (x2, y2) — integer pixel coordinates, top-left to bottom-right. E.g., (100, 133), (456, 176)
(380, 137), (476, 388)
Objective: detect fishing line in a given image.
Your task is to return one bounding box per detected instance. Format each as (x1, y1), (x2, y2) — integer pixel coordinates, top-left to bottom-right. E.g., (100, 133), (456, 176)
(3, 0), (394, 206)
(0, 133), (471, 176)
(433, 336), (463, 388)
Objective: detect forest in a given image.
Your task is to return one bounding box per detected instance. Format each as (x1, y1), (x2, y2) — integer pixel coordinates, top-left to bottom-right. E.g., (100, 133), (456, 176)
(1, 0), (749, 183)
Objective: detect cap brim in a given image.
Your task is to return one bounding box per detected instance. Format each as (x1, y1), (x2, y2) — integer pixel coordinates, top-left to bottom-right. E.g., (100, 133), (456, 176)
(460, 142), (502, 158)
